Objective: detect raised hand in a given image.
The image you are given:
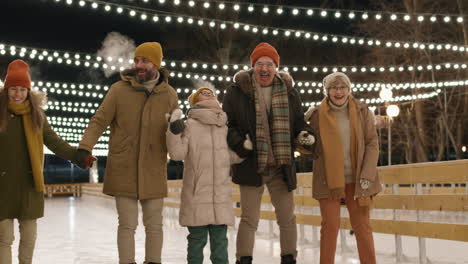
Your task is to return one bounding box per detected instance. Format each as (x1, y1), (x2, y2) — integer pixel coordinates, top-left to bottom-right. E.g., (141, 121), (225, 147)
(169, 109), (185, 135)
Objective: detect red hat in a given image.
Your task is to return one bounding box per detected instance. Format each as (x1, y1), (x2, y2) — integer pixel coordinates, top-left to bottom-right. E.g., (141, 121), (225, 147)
(4, 59), (31, 89)
(250, 42), (280, 67)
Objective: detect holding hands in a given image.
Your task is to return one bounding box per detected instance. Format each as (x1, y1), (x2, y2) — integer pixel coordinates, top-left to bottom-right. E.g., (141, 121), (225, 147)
(74, 149), (97, 169)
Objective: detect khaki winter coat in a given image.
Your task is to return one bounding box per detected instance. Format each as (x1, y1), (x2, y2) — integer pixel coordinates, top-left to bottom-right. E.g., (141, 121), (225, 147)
(166, 107), (242, 226)
(79, 69), (178, 200)
(305, 99), (382, 200)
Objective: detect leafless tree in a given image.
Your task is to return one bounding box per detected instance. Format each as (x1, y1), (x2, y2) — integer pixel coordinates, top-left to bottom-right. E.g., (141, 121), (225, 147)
(356, 0), (467, 162)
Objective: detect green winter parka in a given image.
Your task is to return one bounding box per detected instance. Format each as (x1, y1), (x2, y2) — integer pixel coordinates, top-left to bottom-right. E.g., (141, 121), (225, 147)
(0, 113), (76, 220)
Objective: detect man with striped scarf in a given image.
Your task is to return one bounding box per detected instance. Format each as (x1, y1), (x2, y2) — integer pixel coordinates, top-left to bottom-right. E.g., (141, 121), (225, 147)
(223, 42), (315, 264)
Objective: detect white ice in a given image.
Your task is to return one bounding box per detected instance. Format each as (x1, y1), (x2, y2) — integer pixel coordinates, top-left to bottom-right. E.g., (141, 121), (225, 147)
(9, 196), (468, 263)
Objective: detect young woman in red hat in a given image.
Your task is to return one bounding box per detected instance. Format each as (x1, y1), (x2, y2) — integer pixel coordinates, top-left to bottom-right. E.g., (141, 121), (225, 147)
(0, 59), (93, 264)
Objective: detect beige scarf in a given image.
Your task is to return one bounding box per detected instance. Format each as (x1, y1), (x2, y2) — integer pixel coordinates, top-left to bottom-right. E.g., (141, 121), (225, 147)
(8, 101), (45, 192)
(190, 99), (227, 127)
(194, 98), (221, 110)
(318, 96), (360, 199)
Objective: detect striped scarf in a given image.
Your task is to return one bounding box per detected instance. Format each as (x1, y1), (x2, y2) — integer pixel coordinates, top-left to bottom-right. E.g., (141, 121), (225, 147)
(253, 74), (291, 174)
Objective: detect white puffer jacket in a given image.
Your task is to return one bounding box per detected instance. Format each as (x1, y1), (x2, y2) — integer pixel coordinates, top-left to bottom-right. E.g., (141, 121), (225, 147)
(166, 105), (243, 227)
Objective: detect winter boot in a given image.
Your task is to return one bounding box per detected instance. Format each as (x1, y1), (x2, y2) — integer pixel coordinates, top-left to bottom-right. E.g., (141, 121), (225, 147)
(235, 256), (253, 264)
(281, 254), (296, 264)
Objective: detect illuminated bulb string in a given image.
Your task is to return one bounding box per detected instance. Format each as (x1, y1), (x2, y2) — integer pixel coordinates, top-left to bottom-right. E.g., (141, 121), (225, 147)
(26, 76), (468, 99)
(43, 85), (446, 115)
(302, 90), (441, 107)
(1, 43), (466, 75)
(3, 76), (464, 100)
(50, 0), (468, 54)
(52, 127), (109, 144)
(131, 0), (465, 25)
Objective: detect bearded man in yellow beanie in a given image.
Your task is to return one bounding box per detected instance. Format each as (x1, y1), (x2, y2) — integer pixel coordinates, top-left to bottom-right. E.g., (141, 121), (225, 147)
(76, 42), (178, 264)
(223, 42), (315, 264)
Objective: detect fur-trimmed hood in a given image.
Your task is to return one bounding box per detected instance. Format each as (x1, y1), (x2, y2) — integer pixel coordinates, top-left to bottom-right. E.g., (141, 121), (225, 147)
(231, 69), (295, 97)
(30, 90), (48, 109)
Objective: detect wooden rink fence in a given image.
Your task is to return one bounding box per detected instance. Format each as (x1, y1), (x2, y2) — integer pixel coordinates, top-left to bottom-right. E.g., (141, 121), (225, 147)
(71, 159), (467, 263)
(44, 183), (82, 197)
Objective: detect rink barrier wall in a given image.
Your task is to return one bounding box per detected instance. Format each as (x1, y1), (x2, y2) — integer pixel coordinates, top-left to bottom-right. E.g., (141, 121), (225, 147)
(77, 159), (468, 244)
(44, 183), (82, 197)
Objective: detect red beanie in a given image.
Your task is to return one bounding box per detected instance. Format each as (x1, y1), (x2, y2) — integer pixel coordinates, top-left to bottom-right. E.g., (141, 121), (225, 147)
(4, 59), (31, 89)
(250, 42), (280, 67)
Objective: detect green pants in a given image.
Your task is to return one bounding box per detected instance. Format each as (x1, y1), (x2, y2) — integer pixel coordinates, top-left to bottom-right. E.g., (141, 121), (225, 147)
(187, 225), (228, 264)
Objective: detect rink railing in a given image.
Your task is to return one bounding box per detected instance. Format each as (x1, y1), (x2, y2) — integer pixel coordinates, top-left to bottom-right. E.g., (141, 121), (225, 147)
(80, 159), (468, 264)
(44, 183), (82, 197)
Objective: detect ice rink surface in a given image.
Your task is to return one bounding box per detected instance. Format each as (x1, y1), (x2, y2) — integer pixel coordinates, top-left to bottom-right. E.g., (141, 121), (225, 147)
(8, 196), (468, 264)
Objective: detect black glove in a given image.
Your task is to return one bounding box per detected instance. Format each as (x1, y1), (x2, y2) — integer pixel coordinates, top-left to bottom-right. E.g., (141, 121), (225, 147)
(73, 149), (92, 169)
(170, 119), (185, 135)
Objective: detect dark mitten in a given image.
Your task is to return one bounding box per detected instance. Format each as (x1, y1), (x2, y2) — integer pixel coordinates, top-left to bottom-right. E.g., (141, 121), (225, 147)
(170, 119), (185, 135)
(74, 149), (96, 169)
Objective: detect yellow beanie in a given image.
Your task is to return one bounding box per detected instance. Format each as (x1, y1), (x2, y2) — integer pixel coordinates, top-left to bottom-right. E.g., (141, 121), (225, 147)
(188, 87), (213, 106)
(134, 42), (163, 69)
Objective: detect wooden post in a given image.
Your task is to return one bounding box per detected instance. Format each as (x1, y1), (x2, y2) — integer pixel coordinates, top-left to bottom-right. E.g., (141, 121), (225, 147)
(297, 186), (308, 244)
(416, 183), (427, 264)
(393, 184), (403, 261)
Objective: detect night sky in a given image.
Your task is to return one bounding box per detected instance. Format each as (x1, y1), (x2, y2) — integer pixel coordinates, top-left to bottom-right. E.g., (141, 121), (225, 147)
(0, 0), (371, 84)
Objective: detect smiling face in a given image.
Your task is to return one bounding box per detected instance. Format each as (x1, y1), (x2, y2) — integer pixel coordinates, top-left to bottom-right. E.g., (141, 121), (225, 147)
(327, 79), (350, 106)
(197, 89), (215, 102)
(133, 56), (158, 83)
(253, 56), (277, 87)
(8, 86), (29, 104)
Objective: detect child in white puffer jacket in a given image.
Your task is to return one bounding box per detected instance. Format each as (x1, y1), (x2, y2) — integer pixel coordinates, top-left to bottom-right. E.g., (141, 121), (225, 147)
(166, 87), (246, 264)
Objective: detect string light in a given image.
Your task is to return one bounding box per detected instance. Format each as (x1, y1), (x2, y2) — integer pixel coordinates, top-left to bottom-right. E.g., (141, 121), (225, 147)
(300, 90), (442, 108)
(126, 0), (465, 26)
(31, 75), (460, 105)
(296, 79), (467, 94)
(32, 80), (108, 98)
(4, 43), (466, 76)
(46, 100), (100, 114)
(49, 0), (468, 54)
(2, 60), (466, 96)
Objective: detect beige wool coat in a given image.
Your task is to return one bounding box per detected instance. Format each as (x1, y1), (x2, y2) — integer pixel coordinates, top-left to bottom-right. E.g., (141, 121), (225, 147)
(305, 98), (382, 200)
(166, 106), (242, 227)
(79, 69), (178, 200)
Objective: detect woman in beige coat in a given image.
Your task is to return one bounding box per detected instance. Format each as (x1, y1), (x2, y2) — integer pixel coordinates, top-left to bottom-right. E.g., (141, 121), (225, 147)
(166, 87), (243, 264)
(304, 72), (381, 264)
